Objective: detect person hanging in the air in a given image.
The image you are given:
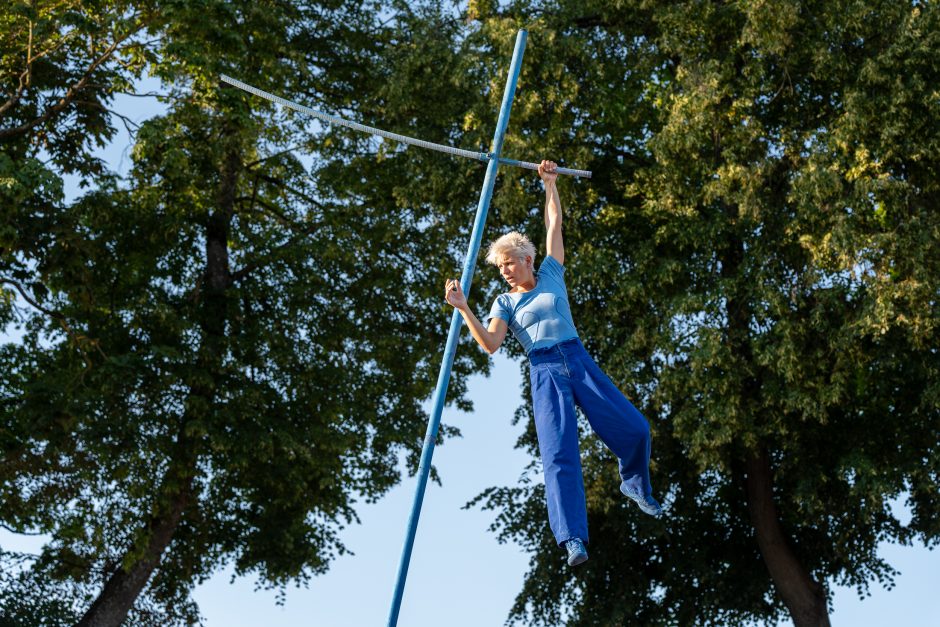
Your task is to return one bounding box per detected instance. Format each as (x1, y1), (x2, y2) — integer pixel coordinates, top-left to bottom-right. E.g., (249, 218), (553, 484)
(444, 160), (662, 567)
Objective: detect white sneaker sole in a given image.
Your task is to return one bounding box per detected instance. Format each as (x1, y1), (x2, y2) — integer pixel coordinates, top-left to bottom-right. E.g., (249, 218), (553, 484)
(620, 484), (663, 517)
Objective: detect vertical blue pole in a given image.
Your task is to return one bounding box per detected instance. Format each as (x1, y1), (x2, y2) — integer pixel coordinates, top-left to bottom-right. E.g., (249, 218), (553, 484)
(386, 29), (528, 627)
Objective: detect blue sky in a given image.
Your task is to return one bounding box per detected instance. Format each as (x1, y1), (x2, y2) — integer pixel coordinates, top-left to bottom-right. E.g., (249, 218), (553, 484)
(2, 350), (938, 625)
(188, 351), (940, 627)
(2, 81), (938, 627)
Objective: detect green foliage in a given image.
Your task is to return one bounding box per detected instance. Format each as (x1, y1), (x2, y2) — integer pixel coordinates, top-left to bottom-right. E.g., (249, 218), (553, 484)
(2, 0), (937, 624)
(0, 0), (155, 172)
(0, 0), (485, 622)
(462, 0), (940, 625)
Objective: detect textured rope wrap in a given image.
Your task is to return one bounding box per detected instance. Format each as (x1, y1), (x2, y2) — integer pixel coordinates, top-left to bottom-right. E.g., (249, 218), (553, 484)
(221, 75), (487, 160)
(220, 74), (592, 179)
(497, 157), (592, 179)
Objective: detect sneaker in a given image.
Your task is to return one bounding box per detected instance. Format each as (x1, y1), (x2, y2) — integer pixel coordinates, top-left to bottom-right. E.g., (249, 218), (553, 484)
(620, 475), (663, 517)
(564, 538), (588, 566)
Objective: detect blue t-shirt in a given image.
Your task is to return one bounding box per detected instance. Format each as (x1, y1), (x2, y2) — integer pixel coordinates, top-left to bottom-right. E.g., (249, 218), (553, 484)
(486, 255), (579, 354)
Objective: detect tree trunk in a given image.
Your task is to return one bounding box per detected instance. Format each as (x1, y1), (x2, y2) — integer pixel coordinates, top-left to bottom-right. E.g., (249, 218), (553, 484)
(744, 448), (830, 627)
(716, 187), (830, 626)
(75, 473), (192, 627)
(75, 132), (241, 627)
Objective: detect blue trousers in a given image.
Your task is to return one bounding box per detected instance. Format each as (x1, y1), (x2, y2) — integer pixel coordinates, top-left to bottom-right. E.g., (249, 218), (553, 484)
(528, 338), (653, 546)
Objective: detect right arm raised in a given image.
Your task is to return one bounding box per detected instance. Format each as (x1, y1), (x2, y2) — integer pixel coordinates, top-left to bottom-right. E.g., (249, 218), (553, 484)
(444, 279), (508, 354)
(539, 160), (564, 265)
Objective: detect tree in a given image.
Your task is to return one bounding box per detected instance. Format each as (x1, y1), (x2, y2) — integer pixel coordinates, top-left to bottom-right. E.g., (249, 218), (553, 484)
(1, 0), (154, 346)
(1, 1), (490, 625)
(465, 1), (940, 626)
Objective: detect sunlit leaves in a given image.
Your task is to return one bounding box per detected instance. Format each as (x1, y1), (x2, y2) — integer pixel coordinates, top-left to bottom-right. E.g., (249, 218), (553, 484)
(465, 1), (940, 625)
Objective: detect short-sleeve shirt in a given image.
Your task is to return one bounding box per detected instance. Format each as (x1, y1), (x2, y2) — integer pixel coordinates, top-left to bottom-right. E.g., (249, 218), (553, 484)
(486, 255), (579, 355)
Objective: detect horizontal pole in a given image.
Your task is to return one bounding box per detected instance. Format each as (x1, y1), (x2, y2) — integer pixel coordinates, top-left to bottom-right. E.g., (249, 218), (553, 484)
(220, 74), (592, 179)
(497, 156), (592, 179)
(220, 75), (487, 162)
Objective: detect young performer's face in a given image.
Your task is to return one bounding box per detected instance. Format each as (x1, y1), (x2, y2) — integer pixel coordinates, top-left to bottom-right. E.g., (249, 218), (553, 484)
(497, 254), (533, 289)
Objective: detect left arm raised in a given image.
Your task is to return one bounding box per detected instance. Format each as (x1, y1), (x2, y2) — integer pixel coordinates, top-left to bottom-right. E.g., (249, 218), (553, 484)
(539, 160), (564, 265)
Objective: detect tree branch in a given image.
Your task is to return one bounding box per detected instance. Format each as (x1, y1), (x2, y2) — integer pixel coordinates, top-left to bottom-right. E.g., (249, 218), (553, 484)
(75, 99), (142, 138)
(2, 276), (65, 323)
(243, 143), (308, 169)
(1, 276), (106, 365)
(0, 22), (147, 140)
(0, 522), (46, 536)
(0, 21), (34, 118)
(252, 171), (328, 212)
(230, 217), (323, 283)
(235, 194), (307, 231)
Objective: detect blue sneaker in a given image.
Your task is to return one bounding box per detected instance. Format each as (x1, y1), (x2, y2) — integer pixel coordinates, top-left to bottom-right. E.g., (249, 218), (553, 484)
(564, 538), (588, 566)
(620, 475), (663, 517)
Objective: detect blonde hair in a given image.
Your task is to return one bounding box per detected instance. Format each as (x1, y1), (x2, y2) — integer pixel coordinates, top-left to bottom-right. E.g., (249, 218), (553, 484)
(485, 231), (536, 266)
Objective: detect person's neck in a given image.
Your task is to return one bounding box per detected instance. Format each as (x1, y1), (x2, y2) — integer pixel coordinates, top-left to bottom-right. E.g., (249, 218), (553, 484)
(512, 276), (536, 293)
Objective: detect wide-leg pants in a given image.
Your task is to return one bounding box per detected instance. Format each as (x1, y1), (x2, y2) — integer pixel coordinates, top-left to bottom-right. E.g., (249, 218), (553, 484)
(528, 338), (653, 546)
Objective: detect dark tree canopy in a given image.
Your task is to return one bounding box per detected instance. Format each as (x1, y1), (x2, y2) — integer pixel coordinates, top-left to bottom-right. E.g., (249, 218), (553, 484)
(464, 1), (940, 626)
(1, 1), (489, 624)
(2, 1), (938, 626)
